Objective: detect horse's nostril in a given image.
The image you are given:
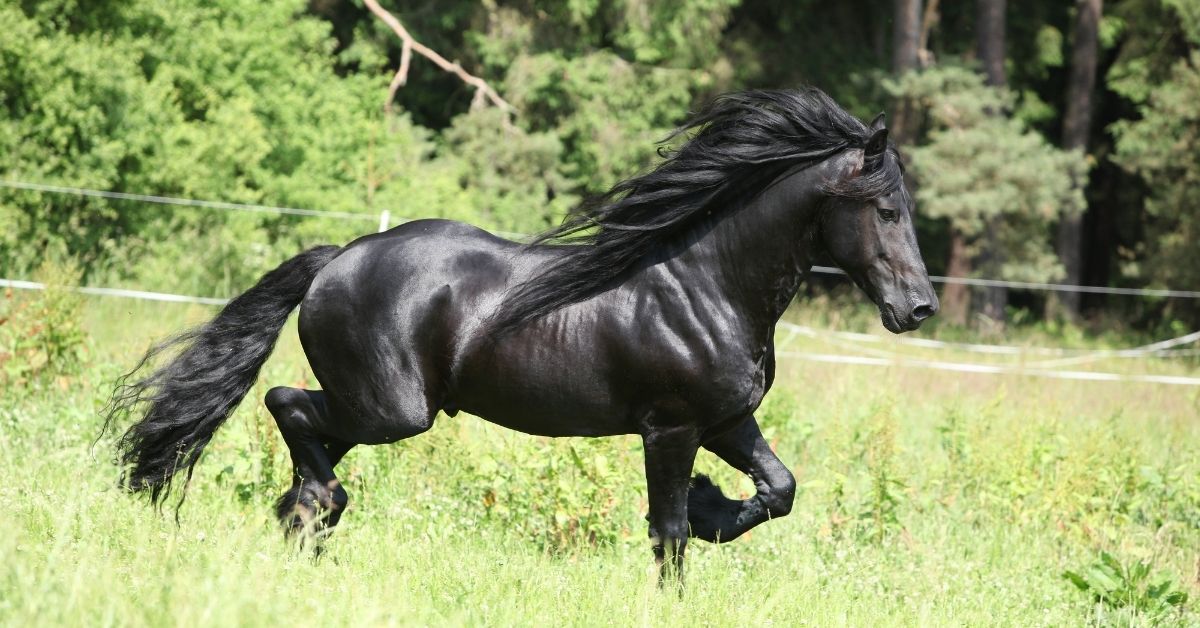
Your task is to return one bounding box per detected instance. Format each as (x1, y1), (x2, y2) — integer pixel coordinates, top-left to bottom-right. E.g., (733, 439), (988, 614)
(912, 304), (935, 321)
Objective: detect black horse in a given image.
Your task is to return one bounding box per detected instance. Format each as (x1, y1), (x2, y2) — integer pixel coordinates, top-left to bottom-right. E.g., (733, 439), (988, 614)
(104, 88), (937, 580)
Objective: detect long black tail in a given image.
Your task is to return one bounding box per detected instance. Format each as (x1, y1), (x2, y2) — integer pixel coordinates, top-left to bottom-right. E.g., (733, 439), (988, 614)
(101, 245), (342, 506)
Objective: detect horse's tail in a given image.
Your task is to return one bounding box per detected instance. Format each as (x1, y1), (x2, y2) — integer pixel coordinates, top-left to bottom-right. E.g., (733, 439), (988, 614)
(101, 245), (342, 507)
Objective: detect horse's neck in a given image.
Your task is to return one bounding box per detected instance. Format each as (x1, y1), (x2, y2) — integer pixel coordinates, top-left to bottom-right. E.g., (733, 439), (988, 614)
(665, 165), (827, 333)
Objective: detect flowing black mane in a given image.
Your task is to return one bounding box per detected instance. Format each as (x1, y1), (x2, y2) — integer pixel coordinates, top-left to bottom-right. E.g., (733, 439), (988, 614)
(489, 87), (905, 336)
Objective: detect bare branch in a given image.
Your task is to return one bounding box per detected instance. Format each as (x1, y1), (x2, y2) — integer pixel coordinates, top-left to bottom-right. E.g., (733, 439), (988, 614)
(398, 39), (412, 85)
(363, 0), (514, 116)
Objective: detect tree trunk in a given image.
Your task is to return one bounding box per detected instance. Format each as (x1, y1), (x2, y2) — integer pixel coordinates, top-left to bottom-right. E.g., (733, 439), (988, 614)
(893, 0), (922, 74)
(941, 229), (972, 325)
(975, 0), (1007, 323)
(891, 0), (923, 145)
(976, 0), (1006, 87)
(1052, 0), (1102, 318)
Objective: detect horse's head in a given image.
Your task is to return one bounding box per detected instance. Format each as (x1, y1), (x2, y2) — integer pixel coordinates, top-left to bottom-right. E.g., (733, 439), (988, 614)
(819, 115), (938, 333)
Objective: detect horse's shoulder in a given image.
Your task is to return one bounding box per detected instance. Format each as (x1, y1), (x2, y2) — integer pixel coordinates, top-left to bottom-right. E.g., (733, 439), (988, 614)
(623, 306), (768, 421)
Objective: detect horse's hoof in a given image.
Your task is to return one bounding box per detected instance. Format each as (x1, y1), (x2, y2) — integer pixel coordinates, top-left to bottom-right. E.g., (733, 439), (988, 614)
(687, 474), (740, 543)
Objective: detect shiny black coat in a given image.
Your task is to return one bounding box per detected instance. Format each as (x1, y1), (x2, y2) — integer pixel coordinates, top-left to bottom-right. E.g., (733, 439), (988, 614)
(106, 88), (937, 583)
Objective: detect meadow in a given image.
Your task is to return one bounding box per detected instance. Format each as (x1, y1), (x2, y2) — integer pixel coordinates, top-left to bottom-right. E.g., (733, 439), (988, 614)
(2, 291), (1198, 626)
(5, 1), (1200, 625)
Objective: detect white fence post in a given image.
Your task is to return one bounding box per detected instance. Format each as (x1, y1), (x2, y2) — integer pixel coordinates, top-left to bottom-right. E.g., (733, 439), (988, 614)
(378, 209), (391, 233)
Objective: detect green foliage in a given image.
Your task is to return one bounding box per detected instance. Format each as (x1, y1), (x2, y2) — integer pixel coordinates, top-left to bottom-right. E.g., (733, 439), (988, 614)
(885, 65), (1087, 283)
(468, 438), (638, 551)
(0, 0), (397, 291)
(0, 0), (727, 295)
(1063, 552), (1189, 620)
(1034, 25), (1065, 70)
(1166, 0), (1200, 42)
(935, 405), (972, 475)
(442, 108), (574, 235)
(0, 2), (168, 273)
(611, 0), (740, 67)
(1106, 0), (1193, 104)
(503, 49), (694, 193)
(1110, 0), (1200, 319)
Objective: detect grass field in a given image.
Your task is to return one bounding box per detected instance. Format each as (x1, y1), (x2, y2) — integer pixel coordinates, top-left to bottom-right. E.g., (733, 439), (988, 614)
(2, 295), (1199, 626)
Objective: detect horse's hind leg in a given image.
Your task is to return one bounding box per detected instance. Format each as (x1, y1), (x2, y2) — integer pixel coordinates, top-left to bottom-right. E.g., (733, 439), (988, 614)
(688, 415), (796, 543)
(264, 387), (353, 543)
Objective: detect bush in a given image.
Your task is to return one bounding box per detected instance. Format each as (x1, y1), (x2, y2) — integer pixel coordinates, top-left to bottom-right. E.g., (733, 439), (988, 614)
(467, 436), (642, 552)
(0, 259), (87, 386)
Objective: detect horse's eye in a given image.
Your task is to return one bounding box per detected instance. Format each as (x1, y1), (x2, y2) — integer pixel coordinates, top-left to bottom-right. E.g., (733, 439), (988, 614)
(878, 207), (898, 222)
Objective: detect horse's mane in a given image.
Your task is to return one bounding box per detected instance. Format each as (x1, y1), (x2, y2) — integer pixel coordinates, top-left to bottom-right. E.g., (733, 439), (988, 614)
(488, 87), (904, 336)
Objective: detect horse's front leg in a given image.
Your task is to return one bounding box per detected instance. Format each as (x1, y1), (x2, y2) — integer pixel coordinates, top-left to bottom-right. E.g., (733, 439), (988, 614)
(688, 415), (796, 543)
(641, 424), (700, 587)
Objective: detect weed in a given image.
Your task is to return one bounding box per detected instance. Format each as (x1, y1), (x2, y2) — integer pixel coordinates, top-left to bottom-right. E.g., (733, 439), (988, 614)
(862, 405), (904, 544)
(0, 258), (86, 385)
(1063, 551), (1188, 620)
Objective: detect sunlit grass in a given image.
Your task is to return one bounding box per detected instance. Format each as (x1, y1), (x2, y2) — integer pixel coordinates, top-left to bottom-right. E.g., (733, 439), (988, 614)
(2, 296), (1198, 625)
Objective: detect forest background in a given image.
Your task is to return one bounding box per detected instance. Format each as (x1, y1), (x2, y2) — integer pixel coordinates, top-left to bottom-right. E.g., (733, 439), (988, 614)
(2, 0), (1198, 332)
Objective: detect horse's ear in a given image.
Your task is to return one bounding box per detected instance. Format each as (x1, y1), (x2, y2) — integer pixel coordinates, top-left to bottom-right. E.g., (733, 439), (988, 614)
(864, 127), (889, 159)
(869, 111), (886, 132)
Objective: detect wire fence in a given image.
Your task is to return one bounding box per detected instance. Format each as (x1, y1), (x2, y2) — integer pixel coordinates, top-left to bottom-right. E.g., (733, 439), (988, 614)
(3, 178), (1199, 386)
(0, 278), (229, 306)
(0, 179), (381, 222)
(776, 321), (1200, 357)
(775, 350), (1200, 387)
(806, 265), (1200, 299)
(773, 322), (1200, 385)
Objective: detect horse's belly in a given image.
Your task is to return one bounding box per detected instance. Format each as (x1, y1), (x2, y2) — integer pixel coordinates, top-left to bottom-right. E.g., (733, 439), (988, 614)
(452, 350), (639, 437)
(454, 382), (637, 437)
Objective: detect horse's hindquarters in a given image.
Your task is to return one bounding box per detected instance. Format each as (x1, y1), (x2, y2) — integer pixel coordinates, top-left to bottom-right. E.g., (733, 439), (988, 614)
(295, 221), (515, 444)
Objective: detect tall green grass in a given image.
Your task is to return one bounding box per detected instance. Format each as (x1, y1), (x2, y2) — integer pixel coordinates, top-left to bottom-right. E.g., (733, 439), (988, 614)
(1, 295), (1197, 625)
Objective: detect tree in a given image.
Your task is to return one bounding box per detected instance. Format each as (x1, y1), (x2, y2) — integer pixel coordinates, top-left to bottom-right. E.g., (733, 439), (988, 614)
(977, 0), (1008, 87)
(1051, 0), (1102, 318)
(894, 0), (923, 74)
(1110, 0), (1200, 325)
(891, 0), (923, 145)
(973, 0), (1009, 323)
